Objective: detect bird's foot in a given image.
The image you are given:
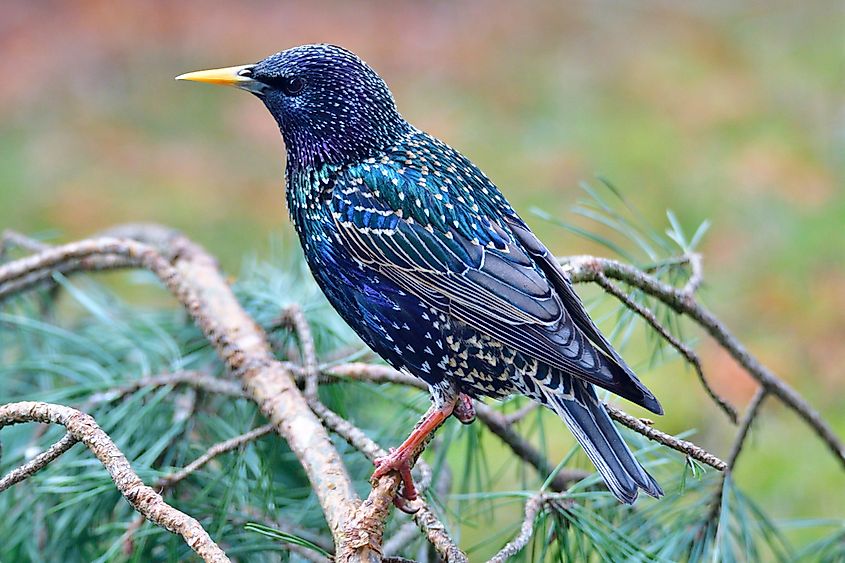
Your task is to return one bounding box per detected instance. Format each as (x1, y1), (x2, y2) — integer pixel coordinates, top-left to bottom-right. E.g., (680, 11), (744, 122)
(373, 448), (421, 514)
(453, 393), (476, 424)
(371, 401), (456, 514)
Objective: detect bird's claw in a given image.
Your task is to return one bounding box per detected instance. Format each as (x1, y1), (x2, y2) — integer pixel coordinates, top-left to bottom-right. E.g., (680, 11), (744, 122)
(453, 393), (476, 424)
(373, 448), (420, 514)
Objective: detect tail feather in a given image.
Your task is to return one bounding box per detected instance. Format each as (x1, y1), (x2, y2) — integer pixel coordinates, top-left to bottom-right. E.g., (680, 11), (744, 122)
(544, 380), (663, 504)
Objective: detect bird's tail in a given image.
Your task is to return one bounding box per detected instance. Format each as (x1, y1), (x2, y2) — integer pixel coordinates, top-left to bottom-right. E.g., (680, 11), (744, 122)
(544, 380), (663, 504)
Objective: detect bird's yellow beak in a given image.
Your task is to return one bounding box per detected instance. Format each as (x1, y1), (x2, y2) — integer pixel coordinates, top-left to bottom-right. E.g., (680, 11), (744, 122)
(176, 64), (266, 94)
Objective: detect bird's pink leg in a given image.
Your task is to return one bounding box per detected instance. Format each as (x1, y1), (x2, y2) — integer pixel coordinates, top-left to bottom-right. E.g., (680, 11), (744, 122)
(372, 396), (459, 513)
(453, 393), (476, 424)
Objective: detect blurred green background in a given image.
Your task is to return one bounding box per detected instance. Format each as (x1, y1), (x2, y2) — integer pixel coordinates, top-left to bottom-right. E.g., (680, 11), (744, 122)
(1, 0), (843, 549)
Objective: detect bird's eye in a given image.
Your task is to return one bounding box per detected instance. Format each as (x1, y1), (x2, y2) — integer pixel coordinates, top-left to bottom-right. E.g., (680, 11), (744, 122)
(282, 76), (306, 96)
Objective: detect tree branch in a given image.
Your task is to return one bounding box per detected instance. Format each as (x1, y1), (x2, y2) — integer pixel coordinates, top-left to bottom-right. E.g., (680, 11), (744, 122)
(591, 271), (738, 423)
(705, 388), (768, 529)
(122, 423), (276, 554)
(0, 433), (78, 492)
(562, 255), (845, 468)
(503, 402), (539, 425)
(308, 398), (465, 562)
(725, 388), (767, 472)
(326, 362), (722, 475)
(84, 371), (242, 407)
(487, 493), (549, 563)
(474, 403), (590, 490)
(603, 404), (725, 470)
(3, 226), (839, 561)
(0, 401), (229, 563)
(156, 424), (275, 490)
(0, 229), (360, 552)
(278, 304), (320, 400)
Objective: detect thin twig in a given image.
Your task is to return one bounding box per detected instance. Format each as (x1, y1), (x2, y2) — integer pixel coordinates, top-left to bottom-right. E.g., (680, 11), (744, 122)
(0, 401), (229, 563)
(487, 493), (548, 563)
(84, 371), (242, 408)
(0, 230), (51, 258)
(592, 271), (738, 423)
(503, 402), (539, 425)
(157, 424), (275, 490)
(383, 521), (424, 558)
(562, 255), (845, 468)
(603, 404), (726, 470)
(122, 423), (276, 556)
(475, 403), (590, 491)
(0, 433), (79, 492)
(279, 304), (320, 400)
(726, 388), (767, 471)
(705, 388), (768, 528)
(681, 253), (704, 296)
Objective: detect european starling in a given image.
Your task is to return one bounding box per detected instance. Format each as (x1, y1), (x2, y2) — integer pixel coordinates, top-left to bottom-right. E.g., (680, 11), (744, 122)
(178, 44), (663, 505)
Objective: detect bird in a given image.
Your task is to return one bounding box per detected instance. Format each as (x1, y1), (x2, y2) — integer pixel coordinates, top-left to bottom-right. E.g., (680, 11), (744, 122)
(177, 44), (663, 506)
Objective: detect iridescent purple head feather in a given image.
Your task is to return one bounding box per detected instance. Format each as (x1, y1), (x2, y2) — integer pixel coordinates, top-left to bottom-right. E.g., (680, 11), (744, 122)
(245, 44), (410, 166)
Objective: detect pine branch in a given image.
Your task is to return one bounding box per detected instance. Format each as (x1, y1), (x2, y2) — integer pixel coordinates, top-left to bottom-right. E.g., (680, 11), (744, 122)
(156, 424), (276, 490)
(325, 362), (725, 472)
(0, 433), (78, 492)
(604, 404), (726, 470)
(0, 229), (360, 553)
(0, 401), (229, 563)
(278, 303), (320, 400)
(591, 271), (738, 423)
(2, 224), (840, 562)
(122, 423), (276, 554)
(474, 402), (591, 490)
(562, 255), (845, 468)
(706, 388), (768, 526)
(487, 492), (549, 563)
(83, 371), (242, 407)
(309, 398), (465, 562)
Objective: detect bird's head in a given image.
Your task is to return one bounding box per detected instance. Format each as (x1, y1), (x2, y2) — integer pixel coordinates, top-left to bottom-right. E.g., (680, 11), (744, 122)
(177, 44), (409, 167)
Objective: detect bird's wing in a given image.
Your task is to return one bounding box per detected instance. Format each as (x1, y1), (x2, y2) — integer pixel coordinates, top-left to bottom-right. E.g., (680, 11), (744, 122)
(328, 160), (661, 413)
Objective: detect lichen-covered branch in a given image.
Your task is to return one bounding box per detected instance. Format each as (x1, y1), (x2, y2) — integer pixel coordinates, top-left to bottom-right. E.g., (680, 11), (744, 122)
(0, 401), (229, 563)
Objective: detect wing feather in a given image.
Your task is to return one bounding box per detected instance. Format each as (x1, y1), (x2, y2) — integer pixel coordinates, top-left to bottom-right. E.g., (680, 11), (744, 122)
(329, 161), (662, 413)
